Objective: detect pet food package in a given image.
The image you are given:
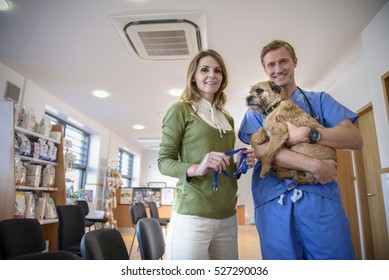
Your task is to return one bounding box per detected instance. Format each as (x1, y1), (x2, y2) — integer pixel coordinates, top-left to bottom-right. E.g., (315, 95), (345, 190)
(14, 157), (27, 185)
(26, 163), (42, 187)
(18, 105), (36, 131)
(47, 141), (57, 162)
(24, 192), (36, 219)
(43, 193), (57, 219)
(42, 165), (55, 188)
(49, 131), (62, 142)
(38, 138), (49, 161)
(35, 115), (52, 137)
(16, 132), (31, 157)
(14, 191), (26, 218)
(35, 197), (46, 221)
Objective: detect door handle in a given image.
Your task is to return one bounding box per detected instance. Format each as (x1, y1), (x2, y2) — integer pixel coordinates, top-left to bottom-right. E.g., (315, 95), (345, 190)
(364, 193), (375, 197)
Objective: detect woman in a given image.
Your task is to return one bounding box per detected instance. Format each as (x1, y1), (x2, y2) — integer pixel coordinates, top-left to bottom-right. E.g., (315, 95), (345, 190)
(158, 49), (255, 260)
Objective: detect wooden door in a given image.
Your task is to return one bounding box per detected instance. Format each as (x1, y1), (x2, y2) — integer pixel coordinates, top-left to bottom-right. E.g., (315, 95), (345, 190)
(336, 150), (361, 259)
(354, 106), (389, 259)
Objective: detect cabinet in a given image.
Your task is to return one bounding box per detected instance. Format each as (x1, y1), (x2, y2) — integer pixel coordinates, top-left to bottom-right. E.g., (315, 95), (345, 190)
(0, 101), (66, 250)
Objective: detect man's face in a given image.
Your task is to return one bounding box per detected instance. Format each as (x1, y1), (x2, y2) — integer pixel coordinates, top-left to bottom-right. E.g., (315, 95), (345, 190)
(262, 46), (297, 88)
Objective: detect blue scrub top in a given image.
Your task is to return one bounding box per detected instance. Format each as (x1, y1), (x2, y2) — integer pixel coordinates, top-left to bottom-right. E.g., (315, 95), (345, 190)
(238, 89), (359, 208)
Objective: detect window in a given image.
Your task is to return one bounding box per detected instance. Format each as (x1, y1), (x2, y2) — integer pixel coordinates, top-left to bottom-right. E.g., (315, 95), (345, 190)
(46, 114), (90, 194)
(118, 148), (134, 187)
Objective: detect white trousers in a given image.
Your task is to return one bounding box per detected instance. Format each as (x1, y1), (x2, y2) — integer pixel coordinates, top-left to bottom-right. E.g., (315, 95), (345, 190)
(166, 211), (238, 260)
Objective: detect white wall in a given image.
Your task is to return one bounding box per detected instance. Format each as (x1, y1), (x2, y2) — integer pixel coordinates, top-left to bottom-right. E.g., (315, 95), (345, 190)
(360, 1), (389, 168)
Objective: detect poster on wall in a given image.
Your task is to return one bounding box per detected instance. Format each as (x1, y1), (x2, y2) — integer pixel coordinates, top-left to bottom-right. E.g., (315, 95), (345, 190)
(119, 187), (133, 204)
(133, 188), (161, 207)
(161, 188), (175, 206)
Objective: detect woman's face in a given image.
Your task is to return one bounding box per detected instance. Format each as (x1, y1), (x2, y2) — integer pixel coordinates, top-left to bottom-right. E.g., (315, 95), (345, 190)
(193, 55), (223, 101)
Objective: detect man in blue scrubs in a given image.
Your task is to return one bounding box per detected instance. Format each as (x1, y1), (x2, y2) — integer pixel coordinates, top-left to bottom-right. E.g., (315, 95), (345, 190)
(238, 40), (363, 259)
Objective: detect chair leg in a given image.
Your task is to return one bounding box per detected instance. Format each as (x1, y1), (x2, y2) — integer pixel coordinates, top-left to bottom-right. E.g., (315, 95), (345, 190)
(129, 230), (136, 258)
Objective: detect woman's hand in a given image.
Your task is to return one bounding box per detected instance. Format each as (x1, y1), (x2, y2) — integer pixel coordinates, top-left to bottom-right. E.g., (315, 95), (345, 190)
(187, 152), (230, 177)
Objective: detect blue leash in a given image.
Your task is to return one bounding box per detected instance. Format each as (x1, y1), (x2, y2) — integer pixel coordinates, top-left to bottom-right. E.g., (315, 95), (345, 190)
(213, 147), (248, 191)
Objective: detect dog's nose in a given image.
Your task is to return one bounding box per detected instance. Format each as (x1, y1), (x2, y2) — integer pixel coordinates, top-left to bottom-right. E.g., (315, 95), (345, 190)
(246, 95), (254, 105)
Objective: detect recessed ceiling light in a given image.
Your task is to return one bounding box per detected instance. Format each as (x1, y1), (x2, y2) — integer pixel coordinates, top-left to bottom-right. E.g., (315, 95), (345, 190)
(168, 88), (182, 97)
(137, 138), (161, 142)
(0, 0), (9, 11)
(132, 124), (145, 130)
(92, 90), (110, 98)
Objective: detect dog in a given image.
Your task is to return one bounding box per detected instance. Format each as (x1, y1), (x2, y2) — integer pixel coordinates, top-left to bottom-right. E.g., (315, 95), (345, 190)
(246, 81), (337, 184)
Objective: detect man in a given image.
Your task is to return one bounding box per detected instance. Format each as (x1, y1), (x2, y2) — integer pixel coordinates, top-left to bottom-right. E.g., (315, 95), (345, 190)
(238, 40), (363, 259)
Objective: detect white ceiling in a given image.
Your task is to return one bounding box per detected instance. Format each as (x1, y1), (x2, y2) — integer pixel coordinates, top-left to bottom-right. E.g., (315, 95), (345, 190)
(0, 0), (387, 150)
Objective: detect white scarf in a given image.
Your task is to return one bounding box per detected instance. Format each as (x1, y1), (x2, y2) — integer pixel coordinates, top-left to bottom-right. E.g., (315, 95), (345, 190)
(192, 98), (233, 138)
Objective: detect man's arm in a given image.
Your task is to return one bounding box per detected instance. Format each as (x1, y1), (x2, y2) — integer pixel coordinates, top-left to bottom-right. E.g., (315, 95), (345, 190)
(250, 119), (362, 184)
(285, 119), (363, 150)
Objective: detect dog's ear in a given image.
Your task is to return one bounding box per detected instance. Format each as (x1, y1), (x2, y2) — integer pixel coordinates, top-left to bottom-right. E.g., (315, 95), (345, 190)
(269, 81), (282, 94)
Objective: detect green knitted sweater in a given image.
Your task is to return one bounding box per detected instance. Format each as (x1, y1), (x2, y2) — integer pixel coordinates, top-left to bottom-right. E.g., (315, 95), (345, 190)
(158, 101), (238, 219)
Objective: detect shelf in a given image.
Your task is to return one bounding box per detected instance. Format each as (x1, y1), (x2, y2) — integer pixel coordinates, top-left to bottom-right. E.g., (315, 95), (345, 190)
(15, 126), (61, 144)
(16, 155), (58, 166)
(16, 185), (58, 191)
(40, 218), (58, 225)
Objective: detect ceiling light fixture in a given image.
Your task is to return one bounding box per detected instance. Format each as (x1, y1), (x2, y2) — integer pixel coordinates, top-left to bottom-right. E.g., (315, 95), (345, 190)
(132, 124), (145, 130)
(0, 0), (9, 11)
(168, 88), (182, 97)
(92, 90), (110, 98)
(137, 138), (161, 142)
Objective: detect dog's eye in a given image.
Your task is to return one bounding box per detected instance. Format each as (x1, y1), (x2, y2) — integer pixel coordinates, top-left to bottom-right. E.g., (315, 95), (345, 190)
(255, 88), (264, 94)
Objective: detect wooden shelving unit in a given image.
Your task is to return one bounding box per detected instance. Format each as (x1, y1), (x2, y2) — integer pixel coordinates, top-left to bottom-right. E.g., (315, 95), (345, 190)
(0, 101), (66, 250)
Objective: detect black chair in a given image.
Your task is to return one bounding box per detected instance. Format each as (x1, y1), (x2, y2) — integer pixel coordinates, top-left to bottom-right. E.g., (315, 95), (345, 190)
(0, 218), (46, 259)
(56, 204), (85, 256)
(80, 228), (129, 260)
(0, 218), (81, 260)
(147, 201), (169, 233)
(136, 218), (165, 260)
(129, 204), (145, 258)
(76, 200), (95, 231)
(76, 199), (108, 230)
(134, 202), (148, 218)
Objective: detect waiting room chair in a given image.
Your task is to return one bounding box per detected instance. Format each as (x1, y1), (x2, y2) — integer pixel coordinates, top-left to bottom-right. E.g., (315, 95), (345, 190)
(0, 218), (46, 259)
(136, 218), (165, 260)
(80, 228), (129, 260)
(76, 200), (95, 231)
(129, 204), (145, 258)
(56, 204), (85, 256)
(0, 218), (80, 260)
(147, 201), (169, 234)
(134, 202), (148, 218)
(76, 199), (108, 230)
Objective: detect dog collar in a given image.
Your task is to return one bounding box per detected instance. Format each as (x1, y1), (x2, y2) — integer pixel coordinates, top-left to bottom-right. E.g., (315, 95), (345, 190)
(213, 148), (248, 191)
(263, 101), (281, 117)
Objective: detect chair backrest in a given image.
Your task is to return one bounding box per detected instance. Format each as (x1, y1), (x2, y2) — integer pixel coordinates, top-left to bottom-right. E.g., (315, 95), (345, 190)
(76, 200), (89, 216)
(0, 218), (46, 259)
(147, 201), (160, 219)
(56, 205), (85, 254)
(80, 228), (129, 260)
(130, 204), (143, 227)
(134, 202), (148, 218)
(136, 218), (165, 260)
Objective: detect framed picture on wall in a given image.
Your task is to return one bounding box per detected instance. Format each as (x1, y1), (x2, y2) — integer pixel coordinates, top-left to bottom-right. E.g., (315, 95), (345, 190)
(133, 187), (161, 207)
(119, 187), (133, 204)
(161, 188), (175, 206)
(148, 182), (166, 188)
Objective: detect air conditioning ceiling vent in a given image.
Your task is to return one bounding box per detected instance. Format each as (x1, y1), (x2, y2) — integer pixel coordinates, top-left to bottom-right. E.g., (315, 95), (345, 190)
(109, 11), (207, 61)
(124, 19), (202, 60)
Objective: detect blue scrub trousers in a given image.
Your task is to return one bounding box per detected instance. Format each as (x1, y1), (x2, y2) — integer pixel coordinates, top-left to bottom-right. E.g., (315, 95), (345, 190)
(255, 189), (356, 260)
